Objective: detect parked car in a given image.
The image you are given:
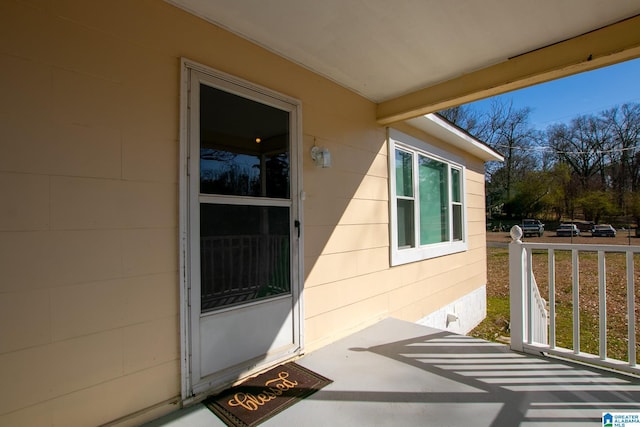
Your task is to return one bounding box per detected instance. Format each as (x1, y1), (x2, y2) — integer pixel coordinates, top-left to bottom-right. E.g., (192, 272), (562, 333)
(556, 224), (580, 237)
(521, 219), (544, 237)
(591, 224), (616, 237)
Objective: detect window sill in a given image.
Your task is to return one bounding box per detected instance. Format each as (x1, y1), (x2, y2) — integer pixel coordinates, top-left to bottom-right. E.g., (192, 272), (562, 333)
(391, 240), (468, 266)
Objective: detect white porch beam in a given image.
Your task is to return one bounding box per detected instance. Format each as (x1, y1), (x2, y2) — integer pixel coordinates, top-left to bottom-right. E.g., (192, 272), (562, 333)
(377, 14), (640, 125)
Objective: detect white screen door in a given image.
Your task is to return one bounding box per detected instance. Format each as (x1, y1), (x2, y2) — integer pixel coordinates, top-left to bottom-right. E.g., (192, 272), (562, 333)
(182, 62), (302, 397)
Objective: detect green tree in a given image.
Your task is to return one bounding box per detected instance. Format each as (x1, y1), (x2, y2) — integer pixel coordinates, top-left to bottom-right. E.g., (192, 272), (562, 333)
(545, 163), (571, 221)
(627, 192), (640, 226)
(577, 191), (615, 224)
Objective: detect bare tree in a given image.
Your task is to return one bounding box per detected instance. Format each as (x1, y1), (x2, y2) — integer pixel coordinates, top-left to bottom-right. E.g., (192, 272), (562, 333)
(439, 105), (481, 134)
(442, 99), (542, 217)
(443, 98), (640, 224)
(546, 115), (611, 191)
(488, 101), (541, 199)
(601, 103), (640, 209)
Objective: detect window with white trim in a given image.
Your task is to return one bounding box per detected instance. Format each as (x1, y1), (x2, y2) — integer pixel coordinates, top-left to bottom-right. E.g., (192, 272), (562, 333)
(389, 129), (467, 266)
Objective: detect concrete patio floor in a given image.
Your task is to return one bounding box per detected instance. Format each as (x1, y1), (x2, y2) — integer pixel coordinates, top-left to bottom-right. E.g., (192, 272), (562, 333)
(145, 318), (640, 427)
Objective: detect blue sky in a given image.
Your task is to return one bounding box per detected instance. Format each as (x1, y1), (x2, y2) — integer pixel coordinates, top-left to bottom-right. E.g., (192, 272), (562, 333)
(469, 57), (640, 130)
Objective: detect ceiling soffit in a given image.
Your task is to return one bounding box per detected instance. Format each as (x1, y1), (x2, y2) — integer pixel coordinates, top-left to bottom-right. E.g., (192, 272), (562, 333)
(378, 14), (640, 124)
(166, 1), (640, 124)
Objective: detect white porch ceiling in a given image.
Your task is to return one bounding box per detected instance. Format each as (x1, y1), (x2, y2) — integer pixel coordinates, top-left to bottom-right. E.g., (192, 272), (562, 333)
(168, 0), (640, 121)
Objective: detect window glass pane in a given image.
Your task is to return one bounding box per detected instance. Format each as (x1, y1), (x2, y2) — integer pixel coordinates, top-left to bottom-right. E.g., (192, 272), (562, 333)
(419, 156), (449, 244)
(451, 168), (461, 203)
(452, 204), (463, 241)
(395, 149), (413, 197)
(200, 204), (290, 312)
(200, 84), (290, 198)
(396, 199), (415, 248)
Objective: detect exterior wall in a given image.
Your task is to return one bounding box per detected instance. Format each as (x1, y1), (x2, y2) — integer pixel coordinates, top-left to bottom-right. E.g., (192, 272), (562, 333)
(304, 122), (489, 350)
(0, 1), (488, 426)
(0, 2), (186, 426)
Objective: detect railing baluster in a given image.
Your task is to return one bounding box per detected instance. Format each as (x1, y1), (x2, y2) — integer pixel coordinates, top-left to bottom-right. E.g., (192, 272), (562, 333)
(526, 248), (534, 345)
(627, 251), (636, 367)
(598, 251), (607, 360)
(549, 249), (556, 349)
(572, 249), (580, 355)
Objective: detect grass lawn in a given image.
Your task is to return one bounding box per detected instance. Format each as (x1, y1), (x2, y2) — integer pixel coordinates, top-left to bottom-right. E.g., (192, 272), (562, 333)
(471, 246), (640, 364)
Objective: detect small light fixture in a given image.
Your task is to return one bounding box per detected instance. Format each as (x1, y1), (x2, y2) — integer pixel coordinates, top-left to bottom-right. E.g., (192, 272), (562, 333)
(310, 145), (332, 168)
(446, 312), (459, 327)
(255, 137), (261, 144)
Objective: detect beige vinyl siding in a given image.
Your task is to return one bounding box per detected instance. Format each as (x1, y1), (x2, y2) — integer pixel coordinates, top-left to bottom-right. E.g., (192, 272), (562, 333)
(0, 1), (489, 425)
(303, 124), (488, 348)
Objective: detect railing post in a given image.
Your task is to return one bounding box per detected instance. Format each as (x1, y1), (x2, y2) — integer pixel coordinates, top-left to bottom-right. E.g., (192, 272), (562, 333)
(509, 225), (526, 352)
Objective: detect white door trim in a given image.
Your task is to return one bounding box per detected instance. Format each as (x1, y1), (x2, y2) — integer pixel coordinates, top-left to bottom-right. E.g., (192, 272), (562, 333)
(178, 58), (304, 402)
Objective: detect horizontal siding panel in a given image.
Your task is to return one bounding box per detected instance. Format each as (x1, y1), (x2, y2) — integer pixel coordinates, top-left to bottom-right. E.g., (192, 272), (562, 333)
(0, 329), (123, 415)
(305, 294), (390, 349)
(0, 172), (50, 231)
(304, 269), (397, 318)
(0, 230), (122, 291)
(352, 174), (389, 201)
(0, 289), (51, 354)
(304, 198), (388, 227)
(319, 223), (389, 255)
(51, 177), (176, 230)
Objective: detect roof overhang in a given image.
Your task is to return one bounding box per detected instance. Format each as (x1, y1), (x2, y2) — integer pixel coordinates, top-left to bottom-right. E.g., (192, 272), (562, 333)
(405, 115), (504, 163)
(167, 1), (640, 125)
(378, 15), (640, 125)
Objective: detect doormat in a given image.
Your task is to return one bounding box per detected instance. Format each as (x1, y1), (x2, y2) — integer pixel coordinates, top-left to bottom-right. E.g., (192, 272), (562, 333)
(203, 362), (332, 427)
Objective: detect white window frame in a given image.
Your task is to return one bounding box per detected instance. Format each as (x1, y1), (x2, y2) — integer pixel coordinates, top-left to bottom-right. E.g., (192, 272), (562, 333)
(389, 128), (468, 266)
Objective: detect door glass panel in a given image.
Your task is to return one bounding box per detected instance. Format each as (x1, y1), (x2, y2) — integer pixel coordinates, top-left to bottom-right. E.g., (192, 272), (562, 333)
(200, 84), (290, 198)
(200, 204), (291, 312)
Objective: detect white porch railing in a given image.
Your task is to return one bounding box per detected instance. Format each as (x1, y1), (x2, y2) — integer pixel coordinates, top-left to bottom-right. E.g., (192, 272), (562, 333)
(528, 271), (549, 345)
(200, 235), (290, 311)
(509, 225), (639, 376)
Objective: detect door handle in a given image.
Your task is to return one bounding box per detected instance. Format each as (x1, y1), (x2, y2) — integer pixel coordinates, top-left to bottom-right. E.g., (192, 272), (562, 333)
(294, 220), (301, 238)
